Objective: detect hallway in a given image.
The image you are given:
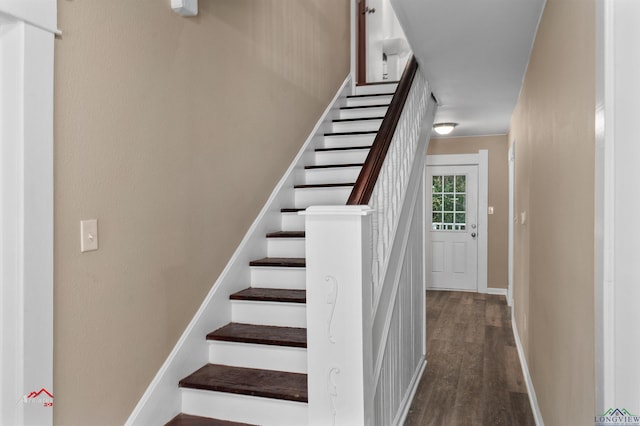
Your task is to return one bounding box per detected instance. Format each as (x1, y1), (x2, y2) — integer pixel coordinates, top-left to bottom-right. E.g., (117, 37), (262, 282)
(405, 291), (535, 425)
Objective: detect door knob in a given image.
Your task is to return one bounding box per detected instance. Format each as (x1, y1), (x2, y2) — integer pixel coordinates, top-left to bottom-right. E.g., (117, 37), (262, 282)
(471, 232), (477, 238)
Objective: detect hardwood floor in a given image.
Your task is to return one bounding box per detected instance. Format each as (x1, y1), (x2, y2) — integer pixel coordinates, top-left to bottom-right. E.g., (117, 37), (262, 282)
(405, 291), (535, 426)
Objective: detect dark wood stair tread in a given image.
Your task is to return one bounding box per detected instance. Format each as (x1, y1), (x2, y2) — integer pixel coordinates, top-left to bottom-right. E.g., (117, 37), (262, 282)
(249, 257), (305, 267)
(324, 130), (378, 137)
(346, 92), (395, 98)
(166, 413), (254, 426)
(305, 163), (364, 170)
(266, 231), (305, 238)
(315, 145), (372, 152)
(179, 364), (308, 403)
(230, 287), (306, 303)
(341, 104), (390, 110)
(332, 116), (385, 122)
(356, 80), (399, 86)
(294, 183), (354, 189)
(207, 323), (307, 348)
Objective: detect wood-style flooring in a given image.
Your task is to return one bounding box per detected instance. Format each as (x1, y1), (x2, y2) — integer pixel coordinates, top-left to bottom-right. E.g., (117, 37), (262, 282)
(405, 291), (535, 426)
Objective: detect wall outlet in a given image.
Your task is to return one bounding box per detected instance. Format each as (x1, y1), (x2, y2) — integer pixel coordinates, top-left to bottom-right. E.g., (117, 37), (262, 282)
(80, 219), (98, 252)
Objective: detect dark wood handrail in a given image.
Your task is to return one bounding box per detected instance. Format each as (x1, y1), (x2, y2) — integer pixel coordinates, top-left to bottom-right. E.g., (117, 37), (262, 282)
(347, 55), (419, 205)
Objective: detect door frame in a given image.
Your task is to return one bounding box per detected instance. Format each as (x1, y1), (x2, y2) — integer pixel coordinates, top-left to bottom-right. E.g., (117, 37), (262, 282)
(507, 141), (515, 307)
(426, 151), (488, 294)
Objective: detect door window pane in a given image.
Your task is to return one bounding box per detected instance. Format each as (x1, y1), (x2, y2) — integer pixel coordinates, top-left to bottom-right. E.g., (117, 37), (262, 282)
(432, 173), (467, 231)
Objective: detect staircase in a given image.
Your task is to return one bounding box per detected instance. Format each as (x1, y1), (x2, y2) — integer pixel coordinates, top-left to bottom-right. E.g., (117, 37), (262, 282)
(165, 82), (399, 426)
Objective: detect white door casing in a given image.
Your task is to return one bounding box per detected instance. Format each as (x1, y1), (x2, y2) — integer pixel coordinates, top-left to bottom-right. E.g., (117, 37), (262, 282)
(426, 165), (478, 291)
(426, 151), (488, 294)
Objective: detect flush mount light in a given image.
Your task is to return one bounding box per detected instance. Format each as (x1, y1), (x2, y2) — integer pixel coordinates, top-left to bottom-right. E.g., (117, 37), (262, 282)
(433, 122), (458, 135)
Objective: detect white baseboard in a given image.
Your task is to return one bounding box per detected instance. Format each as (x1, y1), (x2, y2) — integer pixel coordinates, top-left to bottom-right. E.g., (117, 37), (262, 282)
(511, 313), (544, 426)
(393, 358), (426, 426)
(486, 287), (508, 296)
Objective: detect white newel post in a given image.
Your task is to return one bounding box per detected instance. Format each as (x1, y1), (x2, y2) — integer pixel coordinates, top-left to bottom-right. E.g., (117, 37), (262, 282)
(304, 206), (374, 426)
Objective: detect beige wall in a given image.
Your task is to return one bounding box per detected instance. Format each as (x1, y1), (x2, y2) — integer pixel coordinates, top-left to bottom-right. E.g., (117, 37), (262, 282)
(53, 1), (349, 424)
(509, 0), (595, 424)
(428, 135), (509, 289)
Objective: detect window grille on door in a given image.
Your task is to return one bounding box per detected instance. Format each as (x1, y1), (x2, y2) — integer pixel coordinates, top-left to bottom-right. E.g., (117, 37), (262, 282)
(432, 175), (466, 231)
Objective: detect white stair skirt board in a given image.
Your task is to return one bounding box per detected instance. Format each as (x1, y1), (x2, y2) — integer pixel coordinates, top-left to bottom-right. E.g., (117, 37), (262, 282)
(354, 82), (399, 95)
(322, 133), (376, 149)
(332, 118), (382, 133)
(314, 148), (370, 166)
(281, 212), (305, 232)
(346, 94), (393, 107)
(267, 237), (305, 258)
(231, 300), (306, 328)
(486, 288), (508, 296)
(294, 186), (353, 208)
(339, 105), (389, 119)
(208, 341), (307, 374)
(250, 266), (306, 290)
(304, 166), (362, 185)
(511, 313), (544, 425)
(181, 389), (307, 426)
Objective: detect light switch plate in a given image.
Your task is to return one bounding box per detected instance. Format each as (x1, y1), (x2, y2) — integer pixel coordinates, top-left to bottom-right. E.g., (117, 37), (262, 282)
(81, 219), (98, 252)
(488, 206), (494, 215)
(520, 211), (527, 225)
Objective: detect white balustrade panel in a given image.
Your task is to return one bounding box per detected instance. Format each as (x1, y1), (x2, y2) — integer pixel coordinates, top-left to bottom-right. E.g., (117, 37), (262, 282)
(373, 185), (426, 426)
(369, 70), (430, 306)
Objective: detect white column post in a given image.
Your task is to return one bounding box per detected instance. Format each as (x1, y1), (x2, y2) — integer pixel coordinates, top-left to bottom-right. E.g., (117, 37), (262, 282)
(0, 18), (55, 425)
(304, 206), (374, 426)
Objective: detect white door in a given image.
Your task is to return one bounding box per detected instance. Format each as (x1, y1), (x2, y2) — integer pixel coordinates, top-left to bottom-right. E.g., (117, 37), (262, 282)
(365, 0), (384, 82)
(427, 165), (478, 291)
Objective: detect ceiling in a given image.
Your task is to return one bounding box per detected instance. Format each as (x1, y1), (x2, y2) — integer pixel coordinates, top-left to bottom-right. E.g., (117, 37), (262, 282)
(391, 0), (546, 138)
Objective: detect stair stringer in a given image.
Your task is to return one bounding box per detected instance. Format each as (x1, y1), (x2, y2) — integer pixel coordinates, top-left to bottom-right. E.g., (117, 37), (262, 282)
(125, 75), (352, 426)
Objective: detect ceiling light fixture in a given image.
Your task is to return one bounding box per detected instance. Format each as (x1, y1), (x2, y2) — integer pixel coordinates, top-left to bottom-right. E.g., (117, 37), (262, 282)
(433, 122), (458, 135)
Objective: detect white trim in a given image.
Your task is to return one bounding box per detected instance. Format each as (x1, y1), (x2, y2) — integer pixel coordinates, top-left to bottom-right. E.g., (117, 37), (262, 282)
(512, 312), (544, 426)
(425, 151), (489, 294)
(595, 0), (640, 413)
(350, 0), (357, 93)
(392, 359), (426, 426)
(595, 0), (615, 412)
(486, 288), (507, 296)
(507, 141), (515, 307)
(126, 75), (353, 425)
(0, 18), (55, 425)
(0, 10), (60, 35)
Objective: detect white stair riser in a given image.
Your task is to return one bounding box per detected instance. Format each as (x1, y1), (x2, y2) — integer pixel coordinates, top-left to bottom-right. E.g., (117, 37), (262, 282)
(294, 186), (352, 209)
(354, 82), (398, 95)
(267, 238), (305, 258)
(339, 106), (388, 120)
(208, 341), (307, 374)
(332, 119), (382, 133)
(181, 389), (307, 426)
(281, 212), (305, 232)
(322, 133), (376, 149)
(346, 95), (393, 107)
(251, 266), (306, 289)
(232, 301), (306, 327)
(314, 149), (370, 166)
(304, 167), (362, 185)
